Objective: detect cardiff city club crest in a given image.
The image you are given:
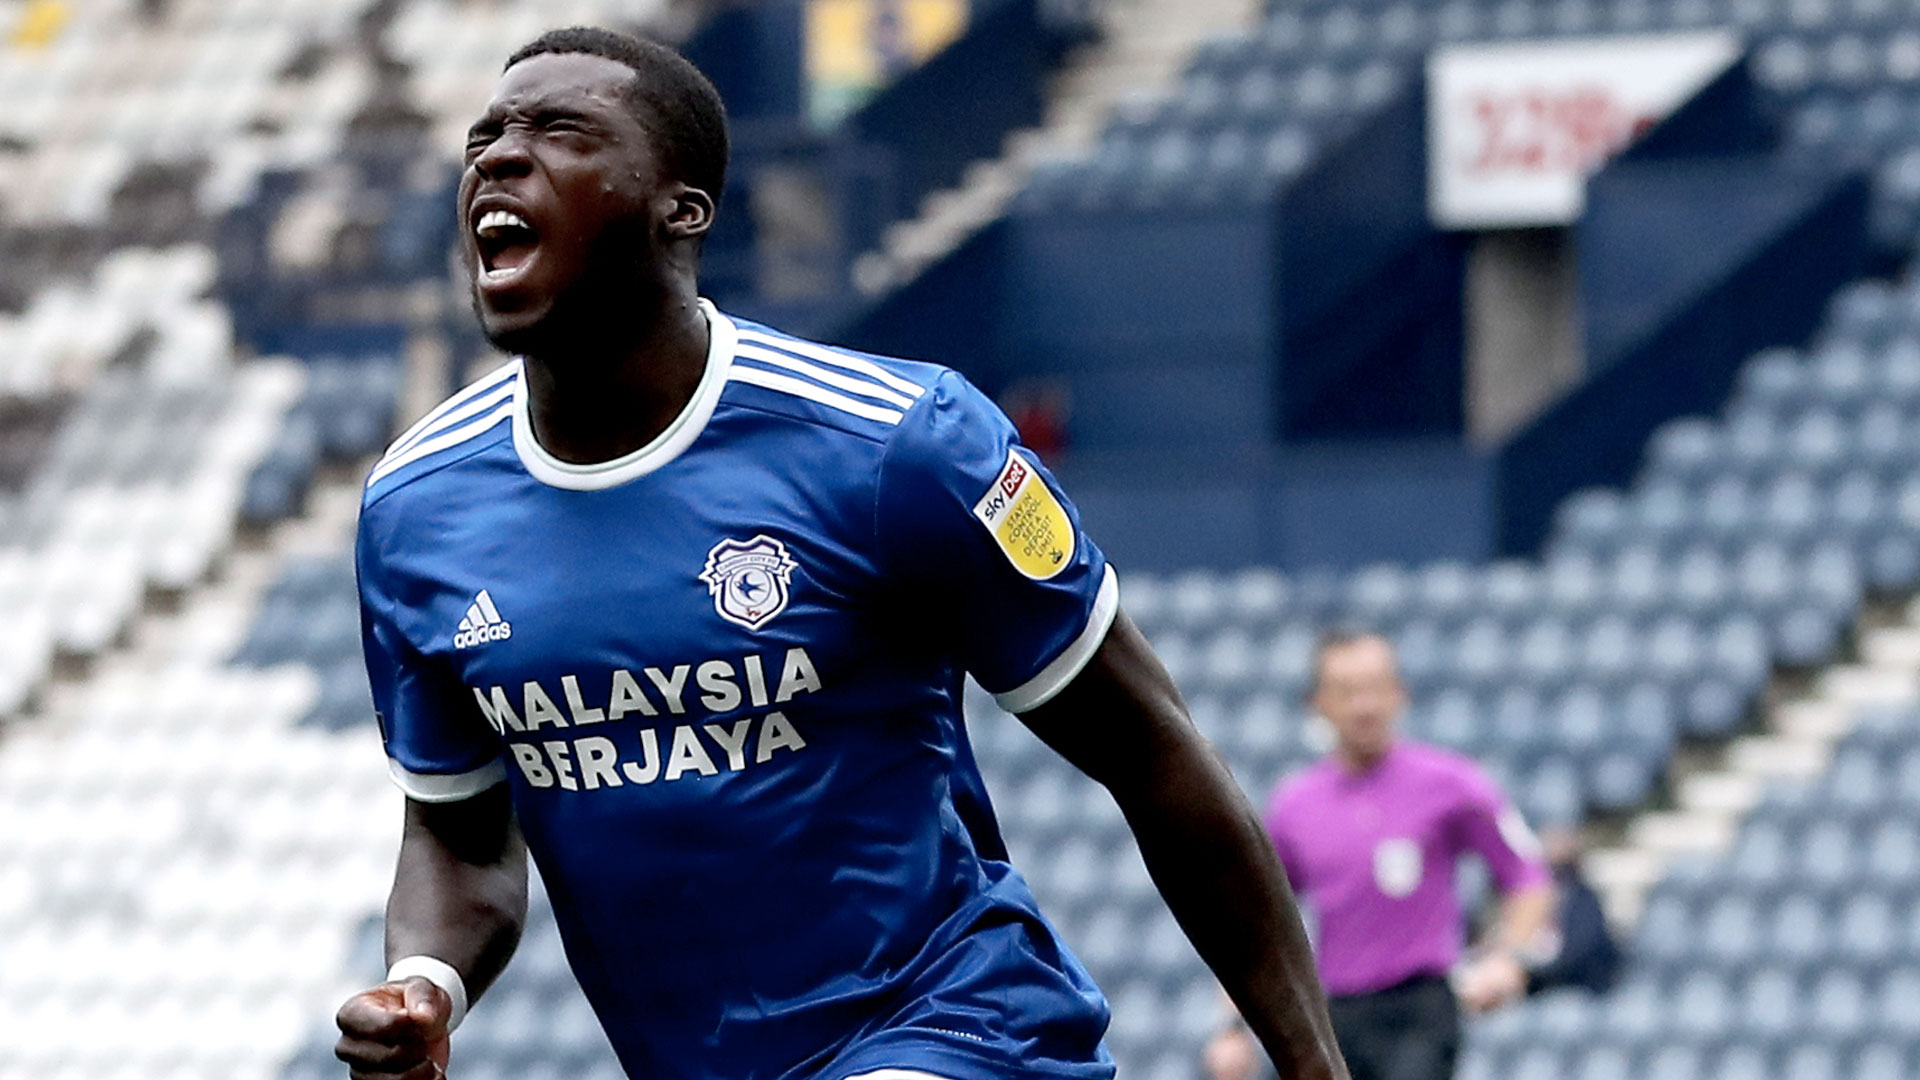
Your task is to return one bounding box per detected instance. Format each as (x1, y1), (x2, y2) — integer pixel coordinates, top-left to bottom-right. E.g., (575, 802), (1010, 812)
(699, 535), (799, 631)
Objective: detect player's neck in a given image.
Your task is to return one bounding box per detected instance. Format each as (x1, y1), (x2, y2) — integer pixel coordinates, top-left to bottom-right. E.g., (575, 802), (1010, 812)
(1334, 739), (1394, 775)
(521, 290), (710, 466)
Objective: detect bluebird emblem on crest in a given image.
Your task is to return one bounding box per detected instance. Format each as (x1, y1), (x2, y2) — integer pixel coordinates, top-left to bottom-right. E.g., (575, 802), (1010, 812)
(700, 535), (799, 631)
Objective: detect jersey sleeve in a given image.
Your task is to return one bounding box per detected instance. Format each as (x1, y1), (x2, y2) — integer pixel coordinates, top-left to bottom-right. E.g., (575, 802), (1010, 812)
(875, 369), (1118, 713)
(1452, 765), (1551, 895)
(357, 512), (506, 802)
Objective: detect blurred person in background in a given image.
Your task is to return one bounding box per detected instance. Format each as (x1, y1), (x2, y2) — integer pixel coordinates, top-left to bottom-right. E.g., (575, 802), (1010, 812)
(1205, 630), (1555, 1080)
(1521, 826), (1622, 998)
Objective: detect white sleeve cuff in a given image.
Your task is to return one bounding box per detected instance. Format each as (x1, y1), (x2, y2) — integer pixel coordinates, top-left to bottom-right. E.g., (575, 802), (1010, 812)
(387, 954), (469, 1032)
(993, 565), (1120, 714)
(387, 757), (507, 802)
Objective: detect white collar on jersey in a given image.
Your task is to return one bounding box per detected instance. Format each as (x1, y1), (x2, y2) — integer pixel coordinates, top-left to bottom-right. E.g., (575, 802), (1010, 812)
(511, 298), (739, 491)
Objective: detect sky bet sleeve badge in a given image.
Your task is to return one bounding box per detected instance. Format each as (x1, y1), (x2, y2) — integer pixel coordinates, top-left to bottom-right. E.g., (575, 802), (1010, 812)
(972, 449), (1075, 580)
(701, 535), (799, 630)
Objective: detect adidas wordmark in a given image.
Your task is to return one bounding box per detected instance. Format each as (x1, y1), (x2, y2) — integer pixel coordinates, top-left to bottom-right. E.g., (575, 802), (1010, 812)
(454, 589), (512, 649)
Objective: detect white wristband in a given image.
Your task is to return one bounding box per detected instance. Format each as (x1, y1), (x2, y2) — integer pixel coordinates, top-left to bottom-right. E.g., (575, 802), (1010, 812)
(387, 955), (469, 1032)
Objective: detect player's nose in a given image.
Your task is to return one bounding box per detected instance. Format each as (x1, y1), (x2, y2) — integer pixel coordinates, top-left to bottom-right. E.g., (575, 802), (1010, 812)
(471, 132), (534, 181)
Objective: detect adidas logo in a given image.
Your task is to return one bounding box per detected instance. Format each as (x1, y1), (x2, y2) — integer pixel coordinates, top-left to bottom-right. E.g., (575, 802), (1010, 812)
(453, 589), (512, 649)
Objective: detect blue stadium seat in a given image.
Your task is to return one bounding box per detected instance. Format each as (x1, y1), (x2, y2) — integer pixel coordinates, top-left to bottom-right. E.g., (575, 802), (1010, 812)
(1635, 894), (1694, 967)
(1514, 618), (1575, 688)
(1642, 1043), (1706, 1080)
(1507, 1047), (1570, 1080)
(1727, 820), (1793, 890)
(1606, 545), (1667, 619)
(1644, 417), (1722, 488)
(1809, 967), (1870, 1039)
(1772, 894), (1833, 966)
(1590, 748), (1659, 811)
(1407, 561), (1475, 626)
(1345, 562), (1415, 629)
(1432, 0), (1486, 42)
(1450, 617), (1510, 689)
(1799, 819), (1862, 892)
(1700, 894), (1767, 969)
(1598, 978), (1664, 1043)
(1698, 476), (1757, 548)
(1878, 966), (1920, 1037)
(1670, 970), (1735, 1032)
(1372, 5), (1430, 55)
(1543, 556), (1604, 618)
(1827, 280), (1900, 344)
(1480, 560), (1543, 623)
(1852, 1041), (1913, 1080)
(1736, 965), (1800, 1041)
(1865, 819), (1920, 888)
(1578, 614), (1638, 688)
(1734, 348), (1811, 418)
(1835, 890), (1898, 965)
(1618, 681), (1680, 757)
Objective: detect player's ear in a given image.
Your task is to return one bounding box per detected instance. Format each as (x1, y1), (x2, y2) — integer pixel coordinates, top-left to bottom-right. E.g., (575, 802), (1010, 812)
(662, 183), (714, 242)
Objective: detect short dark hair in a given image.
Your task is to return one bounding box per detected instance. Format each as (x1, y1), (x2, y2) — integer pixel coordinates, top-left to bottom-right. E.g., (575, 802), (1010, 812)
(1310, 627), (1395, 693)
(506, 26), (730, 206)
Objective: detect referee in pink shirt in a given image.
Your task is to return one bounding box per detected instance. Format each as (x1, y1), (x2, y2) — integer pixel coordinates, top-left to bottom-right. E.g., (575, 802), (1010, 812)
(1208, 630), (1555, 1080)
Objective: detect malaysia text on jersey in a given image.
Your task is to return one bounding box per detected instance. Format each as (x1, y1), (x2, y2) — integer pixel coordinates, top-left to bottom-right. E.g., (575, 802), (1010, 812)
(357, 301), (1120, 1080)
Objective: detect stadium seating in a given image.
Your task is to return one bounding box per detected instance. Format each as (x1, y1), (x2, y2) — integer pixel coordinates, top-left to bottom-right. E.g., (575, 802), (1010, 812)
(1016, 0), (1920, 271)
(1459, 703), (1920, 1080)
(0, 244), (302, 718)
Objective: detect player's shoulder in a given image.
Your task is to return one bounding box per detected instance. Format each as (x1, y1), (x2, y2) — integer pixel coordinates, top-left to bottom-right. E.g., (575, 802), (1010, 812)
(1398, 740), (1501, 794)
(362, 358), (520, 512)
(722, 315), (969, 447)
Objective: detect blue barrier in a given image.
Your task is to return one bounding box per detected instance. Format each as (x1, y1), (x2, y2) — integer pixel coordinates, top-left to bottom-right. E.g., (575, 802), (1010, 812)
(1272, 79), (1467, 440)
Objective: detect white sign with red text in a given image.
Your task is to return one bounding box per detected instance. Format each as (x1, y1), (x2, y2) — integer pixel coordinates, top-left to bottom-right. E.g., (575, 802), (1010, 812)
(1427, 32), (1741, 229)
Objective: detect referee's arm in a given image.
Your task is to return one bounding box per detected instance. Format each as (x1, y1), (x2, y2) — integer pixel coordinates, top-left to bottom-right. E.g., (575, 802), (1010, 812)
(1020, 611), (1350, 1080)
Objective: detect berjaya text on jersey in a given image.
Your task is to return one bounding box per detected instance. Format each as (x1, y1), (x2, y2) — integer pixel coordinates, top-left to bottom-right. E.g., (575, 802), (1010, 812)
(471, 646), (823, 792)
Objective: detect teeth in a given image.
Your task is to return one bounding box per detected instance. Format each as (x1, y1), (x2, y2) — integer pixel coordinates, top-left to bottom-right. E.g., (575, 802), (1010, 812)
(476, 209), (531, 238)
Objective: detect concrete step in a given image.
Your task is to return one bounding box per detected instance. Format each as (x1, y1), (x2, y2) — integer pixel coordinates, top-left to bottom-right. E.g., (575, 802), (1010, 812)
(854, 0), (1260, 295)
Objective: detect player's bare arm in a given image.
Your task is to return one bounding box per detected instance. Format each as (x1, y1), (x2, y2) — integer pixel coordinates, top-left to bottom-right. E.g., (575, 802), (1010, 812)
(336, 784), (527, 1079)
(1021, 611), (1350, 1080)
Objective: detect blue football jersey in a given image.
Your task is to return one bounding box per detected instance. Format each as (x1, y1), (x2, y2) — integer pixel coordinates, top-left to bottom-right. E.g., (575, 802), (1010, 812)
(356, 301), (1120, 1080)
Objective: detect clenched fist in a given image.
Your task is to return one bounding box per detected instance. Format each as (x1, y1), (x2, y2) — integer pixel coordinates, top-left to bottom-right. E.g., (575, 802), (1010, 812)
(336, 977), (454, 1079)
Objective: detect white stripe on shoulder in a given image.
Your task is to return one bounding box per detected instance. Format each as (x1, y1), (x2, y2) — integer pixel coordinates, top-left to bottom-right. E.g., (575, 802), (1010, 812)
(994, 565), (1120, 713)
(734, 343), (918, 410)
(735, 330), (926, 399)
(727, 366), (906, 425)
(377, 380), (515, 470)
(383, 361), (519, 459)
(367, 399), (514, 485)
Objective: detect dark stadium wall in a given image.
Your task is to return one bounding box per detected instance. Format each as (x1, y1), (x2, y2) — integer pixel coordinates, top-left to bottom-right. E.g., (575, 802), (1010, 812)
(679, 3), (807, 123)
(1272, 81), (1468, 441)
(832, 79), (1493, 570)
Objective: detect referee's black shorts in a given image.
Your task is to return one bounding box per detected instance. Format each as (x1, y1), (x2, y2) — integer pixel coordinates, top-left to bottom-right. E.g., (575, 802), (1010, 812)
(1324, 973), (1461, 1080)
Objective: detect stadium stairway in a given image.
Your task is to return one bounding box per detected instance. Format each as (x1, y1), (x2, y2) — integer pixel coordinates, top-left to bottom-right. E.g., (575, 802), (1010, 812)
(849, 0), (1261, 296)
(1458, 695), (1920, 1080)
